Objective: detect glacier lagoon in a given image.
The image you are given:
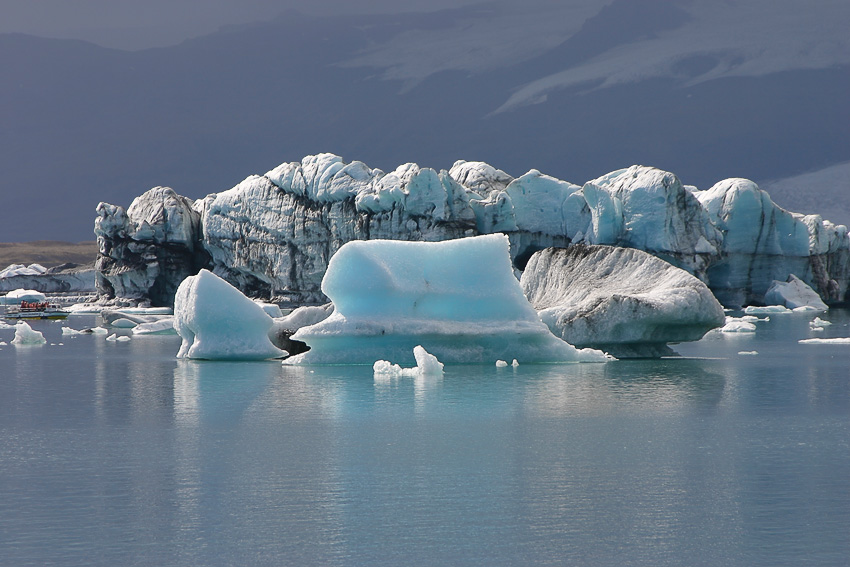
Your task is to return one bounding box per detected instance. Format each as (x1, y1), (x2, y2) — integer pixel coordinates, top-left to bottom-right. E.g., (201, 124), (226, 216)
(1, 312), (850, 566)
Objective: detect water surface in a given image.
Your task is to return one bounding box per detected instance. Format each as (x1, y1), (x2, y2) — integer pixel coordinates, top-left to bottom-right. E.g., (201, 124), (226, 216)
(1, 311), (849, 566)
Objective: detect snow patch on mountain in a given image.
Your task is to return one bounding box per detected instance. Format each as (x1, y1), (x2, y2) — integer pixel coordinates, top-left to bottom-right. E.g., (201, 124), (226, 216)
(494, 0), (850, 113)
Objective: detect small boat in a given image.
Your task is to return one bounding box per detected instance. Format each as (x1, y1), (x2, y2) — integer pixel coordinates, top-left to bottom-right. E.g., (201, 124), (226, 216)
(3, 301), (69, 320)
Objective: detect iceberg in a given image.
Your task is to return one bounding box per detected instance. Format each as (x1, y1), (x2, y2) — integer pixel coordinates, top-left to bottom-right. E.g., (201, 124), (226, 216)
(521, 245), (725, 357)
(764, 275), (828, 311)
(697, 178), (849, 306)
(744, 305), (792, 314)
(174, 269), (287, 360)
(286, 234), (609, 365)
(94, 154), (850, 310)
(799, 337), (850, 344)
(0, 262), (95, 294)
(11, 321), (47, 345)
(719, 318), (757, 333)
(1, 289), (47, 305)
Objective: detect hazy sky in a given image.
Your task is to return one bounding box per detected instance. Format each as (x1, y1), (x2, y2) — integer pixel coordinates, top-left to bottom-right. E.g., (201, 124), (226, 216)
(0, 0), (488, 49)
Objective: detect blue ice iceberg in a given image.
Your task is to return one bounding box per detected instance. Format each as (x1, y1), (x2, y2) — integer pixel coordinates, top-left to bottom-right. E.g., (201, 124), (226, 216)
(285, 234), (610, 365)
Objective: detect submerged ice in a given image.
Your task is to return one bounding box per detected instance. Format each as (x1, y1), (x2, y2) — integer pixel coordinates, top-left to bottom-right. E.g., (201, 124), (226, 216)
(285, 234), (610, 365)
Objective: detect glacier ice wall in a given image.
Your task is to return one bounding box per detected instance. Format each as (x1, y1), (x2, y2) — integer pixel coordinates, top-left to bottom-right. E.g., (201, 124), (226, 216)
(94, 187), (210, 306)
(93, 154), (850, 307)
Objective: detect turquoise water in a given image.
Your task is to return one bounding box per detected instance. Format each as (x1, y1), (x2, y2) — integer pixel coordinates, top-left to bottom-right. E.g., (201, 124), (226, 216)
(1, 311), (849, 566)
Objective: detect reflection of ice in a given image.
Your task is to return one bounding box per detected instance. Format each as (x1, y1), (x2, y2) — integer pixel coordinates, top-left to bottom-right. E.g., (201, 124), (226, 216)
(172, 360), (276, 423)
(414, 373), (443, 410)
(173, 361), (200, 423)
(524, 360), (726, 416)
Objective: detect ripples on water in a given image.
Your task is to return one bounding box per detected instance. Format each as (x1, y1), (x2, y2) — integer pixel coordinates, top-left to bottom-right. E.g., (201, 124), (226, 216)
(1, 311), (849, 566)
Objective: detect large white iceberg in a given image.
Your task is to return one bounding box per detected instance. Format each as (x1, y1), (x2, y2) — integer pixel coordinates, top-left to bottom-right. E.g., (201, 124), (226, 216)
(286, 234), (609, 365)
(174, 269), (286, 360)
(521, 245), (725, 357)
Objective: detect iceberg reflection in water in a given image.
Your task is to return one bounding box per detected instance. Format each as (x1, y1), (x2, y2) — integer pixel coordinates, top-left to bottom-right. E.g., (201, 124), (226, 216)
(0, 311), (849, 566)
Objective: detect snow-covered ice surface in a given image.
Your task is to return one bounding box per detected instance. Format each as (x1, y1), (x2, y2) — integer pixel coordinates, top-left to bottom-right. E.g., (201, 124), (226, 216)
(521, 245), (724, 357)
(488, 0), (850, 114)
(0, 264), (47, 278)
(174, 269), (286, 360)
(286, 235), (610, 366)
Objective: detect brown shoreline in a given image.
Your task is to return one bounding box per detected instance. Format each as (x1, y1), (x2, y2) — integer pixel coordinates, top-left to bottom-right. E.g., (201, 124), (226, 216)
(0, 241), (98, 268)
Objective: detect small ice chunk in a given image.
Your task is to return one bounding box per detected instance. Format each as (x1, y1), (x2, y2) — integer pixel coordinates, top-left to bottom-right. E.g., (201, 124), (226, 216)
(792, 305), (821, 313)
(720, 319), (757, 333)
(132, 317), (177, 335)
(412, 345), (444, 375)
(0, 341), (7, 346)
(798, 337), (850, 344)
(12, 322), (47, 345)
(744, 305), (791, 314)
(106, 334), (118, 342)
(738, 351), (759, 355)
(811, 317), (833, 328)
(374, 346), (445, 377)
(512, 359), (519, 367)
(61, 327), (84, 336)
(110, 318), (138, 328)
(496, 360), (508, 367)
(0, 321), (14, 330)
(91, 326), (109, 334)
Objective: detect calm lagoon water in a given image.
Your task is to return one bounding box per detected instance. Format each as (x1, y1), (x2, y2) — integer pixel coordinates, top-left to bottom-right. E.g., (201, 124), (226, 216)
(1, 311), (849, 566)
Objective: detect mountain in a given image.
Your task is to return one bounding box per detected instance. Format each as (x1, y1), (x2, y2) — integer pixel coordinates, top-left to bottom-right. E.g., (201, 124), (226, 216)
(2, 0), (848, 241)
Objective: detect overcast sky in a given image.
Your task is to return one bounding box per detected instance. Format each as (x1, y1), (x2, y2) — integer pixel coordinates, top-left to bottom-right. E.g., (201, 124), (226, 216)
(0, 0), (489, 49)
